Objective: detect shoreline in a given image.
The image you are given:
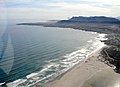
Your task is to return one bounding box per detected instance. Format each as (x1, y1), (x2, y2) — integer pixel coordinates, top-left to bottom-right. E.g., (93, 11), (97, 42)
(17, 21), (120, 34)
(32, 34), (106, 87)
(3, 27), (106, 87)
(40, 46), (114, 87)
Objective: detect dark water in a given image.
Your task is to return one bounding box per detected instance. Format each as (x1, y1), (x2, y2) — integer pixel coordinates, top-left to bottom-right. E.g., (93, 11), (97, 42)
(0, 20), (104, 86)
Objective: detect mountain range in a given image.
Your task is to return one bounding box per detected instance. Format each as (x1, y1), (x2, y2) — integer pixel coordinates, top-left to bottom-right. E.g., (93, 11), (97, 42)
(58, 16), (120, 24)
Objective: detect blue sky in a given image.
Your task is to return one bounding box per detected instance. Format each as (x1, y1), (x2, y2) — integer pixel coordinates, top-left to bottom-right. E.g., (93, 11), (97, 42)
(0, 0), (120, 20)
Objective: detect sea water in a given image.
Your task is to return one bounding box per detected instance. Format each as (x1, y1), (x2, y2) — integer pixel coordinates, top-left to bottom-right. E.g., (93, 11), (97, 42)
(0, 20), (105, 87)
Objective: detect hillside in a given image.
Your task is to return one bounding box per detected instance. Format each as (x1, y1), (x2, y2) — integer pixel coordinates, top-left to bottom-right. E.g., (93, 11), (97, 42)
(58, 16), (120, 24)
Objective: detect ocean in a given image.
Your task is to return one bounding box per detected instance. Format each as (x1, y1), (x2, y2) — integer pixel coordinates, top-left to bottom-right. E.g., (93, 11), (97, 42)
(0, 20), (105, 87)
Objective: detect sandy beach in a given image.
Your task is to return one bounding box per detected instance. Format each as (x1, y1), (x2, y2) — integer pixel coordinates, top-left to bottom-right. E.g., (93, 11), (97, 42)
(43, 47), (120, 87)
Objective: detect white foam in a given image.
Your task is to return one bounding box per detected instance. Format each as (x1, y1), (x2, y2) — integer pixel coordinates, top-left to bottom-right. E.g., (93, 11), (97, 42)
(87, 40), (93, 43)
(39, 63), (56, 73)
(27, 73), (55, 87)
(79, 48), (88, 53)
(26, 73), (38, 79)
(86, 34), (106, 57)
(64, 50), (81, 57)
(7, 79), (27, 87)
(97, 34), (107, 40)
(0, 82), (5, 85)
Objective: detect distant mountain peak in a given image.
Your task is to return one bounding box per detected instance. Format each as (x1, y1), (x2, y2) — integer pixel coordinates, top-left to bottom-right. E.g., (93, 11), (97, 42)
(58, 16), (120, 24)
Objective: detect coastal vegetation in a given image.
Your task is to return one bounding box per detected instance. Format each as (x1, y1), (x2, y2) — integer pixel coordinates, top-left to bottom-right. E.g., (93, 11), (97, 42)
(101, 34), (120, 73)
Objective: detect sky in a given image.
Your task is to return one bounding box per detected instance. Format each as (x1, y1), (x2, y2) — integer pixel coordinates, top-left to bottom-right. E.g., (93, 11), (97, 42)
(0, 0), (120, 20)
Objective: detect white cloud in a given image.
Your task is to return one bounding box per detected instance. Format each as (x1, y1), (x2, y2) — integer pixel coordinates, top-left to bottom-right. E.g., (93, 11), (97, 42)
(83, 0), (120, 6)
(47, 2), (111, 16)
(48, 2), (109, 10)
(0, 0), (120, 20)
(110, 5), (120, 16)
(0, 0), (32, 3)
(0, 6), (111, 20)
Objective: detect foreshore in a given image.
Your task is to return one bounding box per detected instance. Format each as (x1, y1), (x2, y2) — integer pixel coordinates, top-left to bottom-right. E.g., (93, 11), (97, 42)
(38, 47), (120, 87)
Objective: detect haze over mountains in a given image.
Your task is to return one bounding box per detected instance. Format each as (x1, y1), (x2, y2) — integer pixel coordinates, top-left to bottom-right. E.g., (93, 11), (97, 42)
(117, 16), (120, 20)
(18, 16), (120, 34)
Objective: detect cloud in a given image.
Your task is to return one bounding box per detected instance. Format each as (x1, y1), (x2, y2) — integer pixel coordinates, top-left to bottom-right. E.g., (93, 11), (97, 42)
(0, 0), (32, 2)
(0, 5), (111, 20)
(83, 0), (120, 6)
(0, 0), (120, 20)
(47, 2), (110, 14)
(6, 7), (68, 19)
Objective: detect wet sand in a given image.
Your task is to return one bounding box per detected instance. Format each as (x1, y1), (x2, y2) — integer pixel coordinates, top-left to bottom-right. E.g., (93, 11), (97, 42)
(43, 48), (120, 87)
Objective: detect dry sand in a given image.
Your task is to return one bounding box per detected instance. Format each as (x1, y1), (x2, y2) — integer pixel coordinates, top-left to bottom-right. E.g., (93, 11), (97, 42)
(82, 68), (120, 87)
(43, 48), (119, 87)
